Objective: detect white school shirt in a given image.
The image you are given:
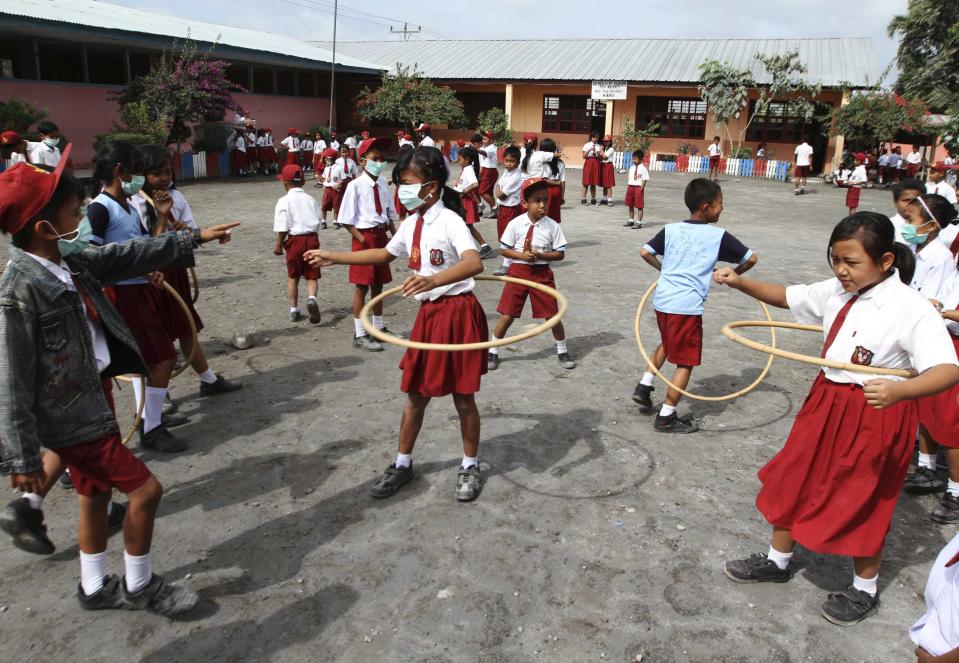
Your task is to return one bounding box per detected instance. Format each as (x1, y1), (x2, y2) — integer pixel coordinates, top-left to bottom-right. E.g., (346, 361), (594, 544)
(910, 533), (959, 656)
(582, 141), (599, 158)
(28, 141), (61, 167)
(454, 166), (478, 193)
(419, 136), (435, 148)
(499, 213), (567, 266)
(322, 162), (345, 188)
(398, 138), (413, 148)
(707, 142), (722, 157)
(314, 140), (326, 154)
(794, 143), (814, 167)
(555, 161), (566, 182)
(234, 137), (246, 152)
(928, 181), (959, 205)
(281, 136), (299, 152)
(785, 272), (959, 385)
(4, 152), (26, 170)
(255, 136), (266, 148)
(329, 139), (340, 150)
(385, 199), (476, 301)
(911, 239), (957, 300)
(266, 134), (275, 147)
(496, 168), (523, 207)
(301, 139), (313, 152)
(890, 212), (907, 245)
(245, 133), (256, 148)
(337, 174), (397, 228)
(26, 253), (110, 373)
(603, 146), (615, 162)
(273, 187), (321, 235)
(479, 144), (498, 169)
(938, 272), (959, 336)
(335, 157), (357, 178)
(848, 165), (867, 186)
(345, 136), (358, 149)
(627, 163), (650, 186)
(168, 188), (198, 230)
(908, 150), (923, 165)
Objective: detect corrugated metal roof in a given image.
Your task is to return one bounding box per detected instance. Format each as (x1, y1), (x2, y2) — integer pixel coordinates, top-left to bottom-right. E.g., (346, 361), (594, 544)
(0, 0), (384, 72)
(312, 38), (878, 87)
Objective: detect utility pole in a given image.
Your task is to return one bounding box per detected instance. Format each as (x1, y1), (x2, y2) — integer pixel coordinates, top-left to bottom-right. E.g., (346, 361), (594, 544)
(390, 22), (422, 41)
(327, 0), (337, 132)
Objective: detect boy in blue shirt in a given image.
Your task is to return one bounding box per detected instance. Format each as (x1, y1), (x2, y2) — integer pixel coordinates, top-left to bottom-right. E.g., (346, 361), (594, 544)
(634, 178), (758, 433)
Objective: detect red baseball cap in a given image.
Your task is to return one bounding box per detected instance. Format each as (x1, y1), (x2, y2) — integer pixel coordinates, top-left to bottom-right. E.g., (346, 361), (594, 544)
(361, 130), (370, 138)
(404, 133), (412, 141)
(931, 162), (951, 173)
(484, 130), (495, 139)
(0, 143), (73, 234)
(521, 177), (548, 200)
(358, 136), (391, 157)
(0, 130), (22, 145)
(854, 152), (867, 161)
(523, 132), (537, 142)
(277, 164), (304, 182)
(415, 123), (430, 131)
(287, 127), (297, 134)
(322, 148), (338, 158)
(456, 139), (466, 148)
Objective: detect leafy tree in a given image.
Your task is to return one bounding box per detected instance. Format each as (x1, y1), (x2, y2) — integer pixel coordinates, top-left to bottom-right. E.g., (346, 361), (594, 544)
(888, 1), (959, 113)
(477, 108), (513, 145)
(829, 92), (930, 150)
(618, 115), (660, 153)
(0, 97), (49, 134)
(355, 65), (466, 131)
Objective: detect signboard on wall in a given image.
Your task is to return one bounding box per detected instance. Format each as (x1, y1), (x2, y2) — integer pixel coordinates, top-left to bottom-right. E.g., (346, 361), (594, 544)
(591, 81), (627, 100)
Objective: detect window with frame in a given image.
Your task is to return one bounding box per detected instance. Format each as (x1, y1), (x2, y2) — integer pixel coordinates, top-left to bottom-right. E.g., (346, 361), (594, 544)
(0, 36), (36, 79)
(38, 42), (83, 83)
(542, 95), (605, 134)
(87, 48), (126, 85)
(746, 100), (814, 143)
(128, 51), (152, 80)
(276, 69), (295, 96)
(297, 71), (317, 97)
(226, 63), (250, 90)
(252, 66), (274, 94)
(635, 97), (707, 138)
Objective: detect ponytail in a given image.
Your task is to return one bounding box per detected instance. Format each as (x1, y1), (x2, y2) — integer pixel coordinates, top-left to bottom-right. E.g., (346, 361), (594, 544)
(540, 138), (560, 177)
(892, 242), (916, 285)
(521, 138), (538, 174)
(441, 186), (466, 219)
(92, 141), (141, 193)
(459, 146), (480, 181)
(392, 145), (467, 220)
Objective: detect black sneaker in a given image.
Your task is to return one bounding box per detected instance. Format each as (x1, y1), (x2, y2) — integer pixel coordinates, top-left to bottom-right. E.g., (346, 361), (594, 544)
(724, 553), (793, 583)
(580, 198), (588, 205)
(632, 383), (654, 412)
(354, 335), (384, 352)
(654, 412), (699, 433)
(590, 199), (597, 205)
(59, 471), (74, 490)
(78, 575), (126, 611)
(557, 352), (576, 369)
(199, 374), (243, 397)
(455, 465), (481, 502)
(139, 425), (187, 453)
(108, 501), (127, 531)
(122, 574), (199, 617)
(0, 498), (55, 555)
(820, 586), (879, 626)
(307, 299), (321, 325)
(161, 412), (190, 428)
(623, 220), (635, 227)
(290, 310), (303, 322)
(321, 221), (328, 229)
(931, 492), (959, 524)
(487, 352), (499, 371)
(377, 326), (400, 338)
(370, 463), (414, 498)
(903, 466), (944, 495)
(333, 222), (341, 229)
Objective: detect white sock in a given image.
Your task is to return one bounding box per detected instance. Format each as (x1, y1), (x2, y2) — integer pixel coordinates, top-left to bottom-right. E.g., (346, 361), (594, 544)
(919, 453), (937, 470)
(767, 546), (793, 570)
(133, 378), (144, 422)
(461, 455), (478, 469)
(124, 551), (153, 593)
(948, 479), (959, 497)
(659, 404), (676, 417)
(640, 372), (655, 387)
(198, 368), (217, 384)
(290, 306), (299, 314)
(143, 386), (167, 434)
(22, 492), (43, 510)
(373, 315), (385, 330)
(556, 339), (567, 354)
(853, 573), (878, 597)
(489, 333), (501, 355)
(80, 551), (108, 596)
(308, 295), (317, 301)
(395, 452), (412, 468)
(354, 318), (367, 337)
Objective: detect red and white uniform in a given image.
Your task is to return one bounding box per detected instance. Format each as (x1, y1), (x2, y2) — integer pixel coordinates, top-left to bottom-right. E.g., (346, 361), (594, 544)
(321, 161), (347, 214)
(478, 143), (499, 196)
(497, 214), (567, 319)
(911, 533), (959, 657)
(274, 186), (322, 280)
(281, 135), (299, 166)
(582, 140), (601, 186)
(338, 173), (396, 286)
(845, 164), (867, 208)
(919, 270), (959, 446)
(495, 167), (524, 239)
(600, 146), (616, 189)
(454, 165), (480, 225)
(625, 162), (650, 209)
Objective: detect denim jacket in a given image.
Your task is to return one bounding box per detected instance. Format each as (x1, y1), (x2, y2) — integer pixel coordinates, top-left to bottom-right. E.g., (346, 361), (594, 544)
(0, 231), (195, 475)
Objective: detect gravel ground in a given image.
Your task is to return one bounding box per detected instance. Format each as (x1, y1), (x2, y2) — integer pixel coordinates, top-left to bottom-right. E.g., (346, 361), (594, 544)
(1, 167), (953, 663)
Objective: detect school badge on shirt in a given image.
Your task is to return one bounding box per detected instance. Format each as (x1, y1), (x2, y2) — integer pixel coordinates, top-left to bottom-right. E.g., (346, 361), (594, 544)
(851, 345), (874, 366)
(430, 249), (445, 266)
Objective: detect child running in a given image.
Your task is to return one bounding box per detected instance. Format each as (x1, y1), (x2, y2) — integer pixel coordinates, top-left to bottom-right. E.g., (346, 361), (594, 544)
(633, 178), (758, 433)
(274, 163), (323, 324)
(305, 146), (488, 501)
(624, 150), (650, 229)
(454, 146), (494, 259)
(717, 212), (959, 626)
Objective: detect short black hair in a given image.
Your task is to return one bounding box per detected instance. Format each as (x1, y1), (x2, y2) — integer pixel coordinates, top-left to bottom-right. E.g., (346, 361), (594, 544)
(36, 120), (60, 135)
(503, 146), (521, 161)
(892, 178), (925, 200)
(11, 172), (83, 248)
(913, 193), (959, 229)
(684, 178), (721, 213)
(92, 141), (142, 191)
(470, 133), (483, 144)
(633, 150), (645, 160)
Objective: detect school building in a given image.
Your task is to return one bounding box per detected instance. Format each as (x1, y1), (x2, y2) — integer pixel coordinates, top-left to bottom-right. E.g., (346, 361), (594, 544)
(324, 38), (879, 172)
(0, 0), (383, 166)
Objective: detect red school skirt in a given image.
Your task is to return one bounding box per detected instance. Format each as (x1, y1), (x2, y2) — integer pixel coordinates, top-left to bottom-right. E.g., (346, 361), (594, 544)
(918, 335), (959, 447)
(582, 157), (601, 186)
(547, 183), (563, 222)
(349, 226), (393, 286)
(462, 192), (480, 225)
(600, 162), (616, 189)
(496, 204), (523, 239)
(284, 233), (321, 280)
(159, 266), (204, 341)
(231, 149), (247, 173)
(625, 185), (645, 209)
(497, 263), (559, 319)
(400, 292), (489, 397)
(285, 150), (299, 167)
(112, 283), (177, 365)
(845, 186), (862, 208)
(757, 373), (918, 557)
(479, 167), (499, 196)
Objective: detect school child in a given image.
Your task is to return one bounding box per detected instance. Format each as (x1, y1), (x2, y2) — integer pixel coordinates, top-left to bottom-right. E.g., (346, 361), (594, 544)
(1, 129), (28, 170)
(337, 137), (398, 352)
(454, 146), (494, 259)
(329, 131), (340, 151)
(320, 148), (344, 228)
(312, 133), (327, 178)
(415, 123), (435, 148)
(877, 147), (891, 186)
(273, 164), (323, 324)
(581, 130), (602, 204)
(910, 532), (959, 661)
(794, 139), (814, 194)
(520, 135), (539, 180)
(907, 145), (923, 178)
(717, 212), (959, 626)
(245, 125), (259, 174)
(255, 129), (269, 175)
(633, 178), (758, 433)
(393, 144), (415, 222)
(488, 178), (576, 371)
(492, 146), (524, 276)
(27, 120), (62, 167)
(890, 178), (926, 244)
(537, 139), (566, 222)
(476, 131), (499, 217)
(304, 146), (488, 501)
(264, 128), (278, 173)
(345, 131), (358, 162)
(624, 150), (650, 228)
(890, 146), (904, 182)
(846, 153), (868, 214)
(399, 133), (414, 148)
(706, 136), (722, 181)
(231, 128), (248, 177)
(336, 144), (358, 180)
(0, 146), (237, 614)
(281, 128), (300, 167)
(928, 164), (959, 252)
(300, 133), (314, 171)
(599, 136), (616, 206)
(520, 132), (537, 167)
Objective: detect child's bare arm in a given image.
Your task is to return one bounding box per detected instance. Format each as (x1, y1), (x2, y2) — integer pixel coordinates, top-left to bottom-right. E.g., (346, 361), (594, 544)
(535, 250), (565, 262)
(713, 269), (788, 308)
(462, 183), (479, 194)
(275, 232), (286, 255)
(735, 253), (759, 275)
(306, 248), (394, 267)
(640, 247), (662, 271)
(499, 247), (530, 261)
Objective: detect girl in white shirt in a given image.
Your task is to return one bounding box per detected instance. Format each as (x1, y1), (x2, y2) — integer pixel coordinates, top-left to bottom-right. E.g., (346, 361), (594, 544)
(304, 146), (488, 503)
(280, 129), (299, 167)
(716, 212), (959, 626)
(581, 130), (602, 204)
(539, 138), (566, 222)
(846, 153), (868, 214)
(454, 146), (493, 258)
(599, 136), (616, 206)
(493, 146), (524, 275)
(231, 128), (248, 177)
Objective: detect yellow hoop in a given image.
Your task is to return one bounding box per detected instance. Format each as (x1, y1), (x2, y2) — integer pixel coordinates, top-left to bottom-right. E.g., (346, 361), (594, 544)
(113, 374), (146, 446)
(721, 320), (915, 378)
(189, 267), (199, 303)
(635, 279), (776, 402)
(360, 274), (568, 351)
(114, 281), (197, 380)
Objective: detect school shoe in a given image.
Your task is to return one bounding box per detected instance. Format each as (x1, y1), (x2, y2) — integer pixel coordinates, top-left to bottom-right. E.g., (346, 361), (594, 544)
(631, 223), (644, 229)
(931, 492), (959, 524)
(121, 574), (199, 617)
(623, 220), (635, 227)
(59, 472), (74, 490)
(307, 299), (322, 325)
(478, 245), (496, 260)
(333, 222), (341, 229)
(902, 466), (944, 494)
(108, 501), (127, 531)
(590, 199), (597, 205)
(487, 352), (499, 370)
(557, 352), (576, 369)
(354, 335), (384, 352)
(321, 221), (328, 229)
(456, 465), (482, 502)
(483, 209), (499, 219)
(632, 383), (655, 413)
(370, 463), (414, 498)
(794, 189), (801, 196)
(820, 587), (879, 626)
(0, 498), (56, 555)
(78, 575), (126, 611)
(200, 374), (243, 397)
(654, 412), (699, 434)
(290, 309), (303, 323)
(138, 425), (187, 453)
(580, 198), (588, 205)
(377, 326), (401, 338)
(161, 412), (190, 428)
(724, 553), (793, 584)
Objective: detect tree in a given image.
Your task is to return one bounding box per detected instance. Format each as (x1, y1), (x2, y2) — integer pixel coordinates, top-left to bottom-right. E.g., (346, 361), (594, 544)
(618, 115), (660, 153)
(698, 51), (822, 155)
(355, 65), (466, 131)
(0, 97), (48, 134)
(477, 108), (513, 146)
(889, 1), (959, 113)
(829, 92), (930, 150)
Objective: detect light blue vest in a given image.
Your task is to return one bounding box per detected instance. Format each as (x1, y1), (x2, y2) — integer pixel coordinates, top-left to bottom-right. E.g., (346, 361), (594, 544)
(92, 193), (148, 285)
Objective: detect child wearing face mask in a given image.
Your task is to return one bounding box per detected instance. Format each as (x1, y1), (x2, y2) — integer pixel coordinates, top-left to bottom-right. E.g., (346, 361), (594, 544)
(28, 120), (62, 168)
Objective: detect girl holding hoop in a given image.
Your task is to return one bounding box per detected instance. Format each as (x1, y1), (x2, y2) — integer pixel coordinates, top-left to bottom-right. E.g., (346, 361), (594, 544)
(305, 146), (489, 503)
(715, 212), (959, 626)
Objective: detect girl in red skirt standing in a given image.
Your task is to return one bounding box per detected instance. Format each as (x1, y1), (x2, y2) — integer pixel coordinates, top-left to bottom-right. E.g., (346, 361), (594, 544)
(454, 146), (494, 259)
(715, 212), (959, 626)
(230, 128), (247, 177)
(281, 128), (300, 167)
(581, 130), (602, 205)
(305, 146), (488, 502)
(846, 152), (868, 214)
(599, 135), (616, 206)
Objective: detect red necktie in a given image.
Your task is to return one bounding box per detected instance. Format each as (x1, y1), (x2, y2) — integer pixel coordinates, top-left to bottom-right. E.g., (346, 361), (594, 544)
(523, 223), (536, 253)
(821, 295), (858, 358)
(72, 276), (101, 326)
(950, 234), (959, 258)
(408, 214), (423, 270)
(373, 183), (383, 215)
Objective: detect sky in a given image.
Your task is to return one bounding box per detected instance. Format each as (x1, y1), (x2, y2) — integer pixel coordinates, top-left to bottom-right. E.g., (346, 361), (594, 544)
(110, 0), (908, 79)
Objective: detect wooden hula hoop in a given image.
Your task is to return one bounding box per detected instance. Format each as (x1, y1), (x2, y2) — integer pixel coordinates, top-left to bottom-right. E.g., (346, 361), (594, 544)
(635, 279), (777, 402)
(113, 374), (146, 446)
(721, 320), (914, 378)
(113, 281), (197, 380)
(359, 274), (568, 351)
(189, 267), (200, 303)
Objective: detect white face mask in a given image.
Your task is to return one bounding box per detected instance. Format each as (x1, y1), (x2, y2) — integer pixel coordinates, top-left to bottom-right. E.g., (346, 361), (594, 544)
(398, 183), (430, 210)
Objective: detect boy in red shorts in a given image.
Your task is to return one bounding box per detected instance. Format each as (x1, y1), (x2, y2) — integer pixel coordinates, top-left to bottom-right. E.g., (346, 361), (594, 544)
(0, 147), (237, 615)
(634, 178), (758, 433)
(274, 164), (323, 323)
(488, 178), (575, 370)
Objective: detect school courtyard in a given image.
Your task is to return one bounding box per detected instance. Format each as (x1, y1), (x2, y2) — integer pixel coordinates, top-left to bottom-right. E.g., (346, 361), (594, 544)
(1, 170), (951, 662)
